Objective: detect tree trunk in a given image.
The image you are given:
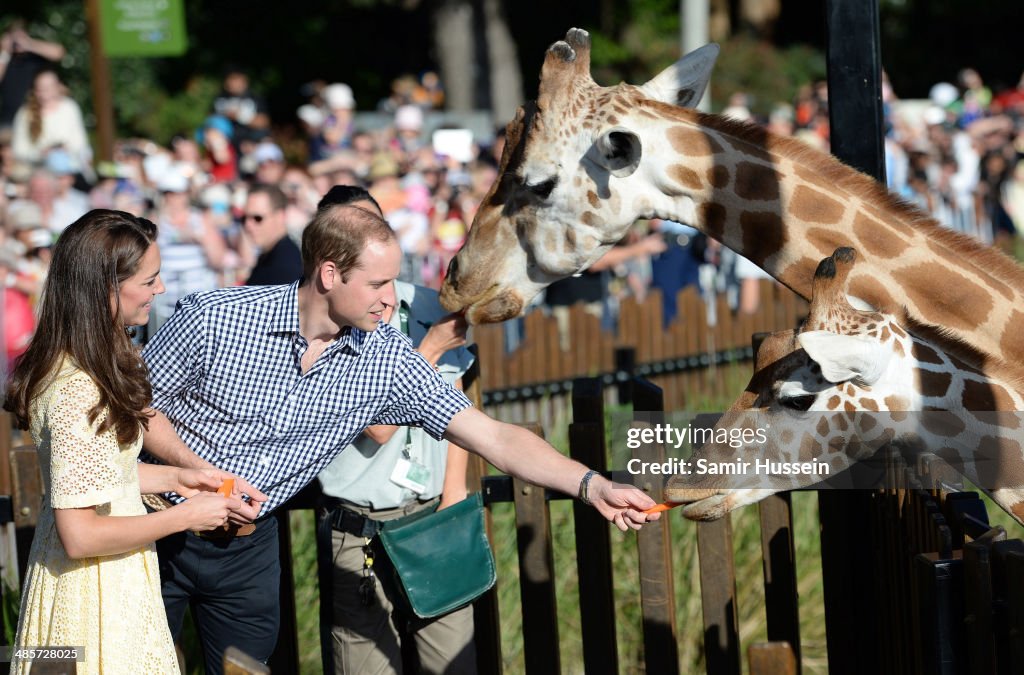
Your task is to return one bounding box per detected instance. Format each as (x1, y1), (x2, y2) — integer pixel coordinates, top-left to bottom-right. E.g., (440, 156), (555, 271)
(432, 0), (476, 111)
(482, 0), (523, 125)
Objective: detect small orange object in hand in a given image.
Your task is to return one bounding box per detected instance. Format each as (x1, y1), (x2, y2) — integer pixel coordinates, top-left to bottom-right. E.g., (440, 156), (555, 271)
(217, 478), (235, 498)
(642, 502), (681, 515)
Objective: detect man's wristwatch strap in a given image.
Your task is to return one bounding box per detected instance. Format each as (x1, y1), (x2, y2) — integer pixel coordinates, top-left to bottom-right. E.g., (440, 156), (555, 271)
(578, 469), (598, 505)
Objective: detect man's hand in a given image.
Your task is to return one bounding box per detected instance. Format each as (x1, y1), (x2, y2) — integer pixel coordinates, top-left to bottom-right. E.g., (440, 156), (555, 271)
(174, 468), (224, 497)
(587, 475), (661, 532)
(177, 468), (268, 523)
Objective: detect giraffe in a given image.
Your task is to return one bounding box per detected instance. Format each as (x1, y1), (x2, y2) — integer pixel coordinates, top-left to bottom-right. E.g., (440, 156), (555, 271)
(438, 27), (1024, 373)
(662, 247), (1024, 525)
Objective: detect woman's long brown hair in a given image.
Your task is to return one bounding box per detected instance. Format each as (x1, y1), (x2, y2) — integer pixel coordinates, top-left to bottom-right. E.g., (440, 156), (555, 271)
(24, 68), (58, 143)
(4, 210), (158, 445)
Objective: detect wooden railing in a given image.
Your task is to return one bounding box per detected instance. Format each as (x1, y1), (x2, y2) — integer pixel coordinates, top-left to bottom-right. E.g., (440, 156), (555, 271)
(474, 281), (807, 425)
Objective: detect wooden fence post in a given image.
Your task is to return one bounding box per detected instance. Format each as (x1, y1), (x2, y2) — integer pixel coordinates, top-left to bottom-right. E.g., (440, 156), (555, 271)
(757, 494), (801, 673)
(632, 379), (679, 675)
(748, 642), (797, 675)
(512, 423), (560, 674)
(568, 378), (618, 674)
(698, 516), (741, 675)
(463, 347), (503, 675)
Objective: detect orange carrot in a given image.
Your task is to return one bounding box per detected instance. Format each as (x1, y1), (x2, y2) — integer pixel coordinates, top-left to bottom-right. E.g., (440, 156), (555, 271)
(642, 502), (681, 515)
(217, 478), (235, 498)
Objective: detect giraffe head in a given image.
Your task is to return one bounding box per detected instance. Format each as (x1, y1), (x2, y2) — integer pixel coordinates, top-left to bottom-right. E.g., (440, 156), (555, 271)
(664, 247), (924, 519)
(439, 28), (719, 323)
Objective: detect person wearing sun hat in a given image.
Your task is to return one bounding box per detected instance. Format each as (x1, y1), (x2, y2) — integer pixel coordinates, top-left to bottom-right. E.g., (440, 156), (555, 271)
(313, 83), (356, 160)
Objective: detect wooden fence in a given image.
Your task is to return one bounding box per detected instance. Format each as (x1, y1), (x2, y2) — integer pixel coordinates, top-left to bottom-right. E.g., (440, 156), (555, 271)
(474, 280), (806, 426)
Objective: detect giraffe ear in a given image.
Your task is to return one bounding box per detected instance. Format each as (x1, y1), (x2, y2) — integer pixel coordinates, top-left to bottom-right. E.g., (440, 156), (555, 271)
(798, 331), (892, 385)
(641, 43), (720, 108)
(592, 127), (641, 177)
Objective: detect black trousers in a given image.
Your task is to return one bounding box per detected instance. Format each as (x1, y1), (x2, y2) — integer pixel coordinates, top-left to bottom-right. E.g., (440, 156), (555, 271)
(155, 516), (281, 675)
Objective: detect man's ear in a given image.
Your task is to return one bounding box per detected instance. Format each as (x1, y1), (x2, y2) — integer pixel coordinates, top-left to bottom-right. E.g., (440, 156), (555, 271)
(319, 261), (337, 290)
(798, 330), (892, 385)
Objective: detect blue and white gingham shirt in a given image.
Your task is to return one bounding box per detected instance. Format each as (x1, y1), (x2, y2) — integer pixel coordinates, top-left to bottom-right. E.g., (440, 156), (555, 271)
(141, 282), (472, 513)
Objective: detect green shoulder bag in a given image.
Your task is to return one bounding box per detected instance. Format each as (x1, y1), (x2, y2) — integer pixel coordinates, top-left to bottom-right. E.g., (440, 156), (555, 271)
(379, 491), (496, 619)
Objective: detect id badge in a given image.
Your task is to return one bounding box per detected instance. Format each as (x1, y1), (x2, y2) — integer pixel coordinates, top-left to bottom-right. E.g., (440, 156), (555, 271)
(390, 457), (430, 494)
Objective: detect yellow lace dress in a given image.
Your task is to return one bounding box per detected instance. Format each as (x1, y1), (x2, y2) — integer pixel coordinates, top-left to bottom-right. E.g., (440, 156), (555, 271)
(12, 362), (180, 674)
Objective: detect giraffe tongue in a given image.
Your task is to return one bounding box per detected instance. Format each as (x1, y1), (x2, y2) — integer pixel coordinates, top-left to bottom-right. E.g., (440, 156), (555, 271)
(661, 486), (719, 503)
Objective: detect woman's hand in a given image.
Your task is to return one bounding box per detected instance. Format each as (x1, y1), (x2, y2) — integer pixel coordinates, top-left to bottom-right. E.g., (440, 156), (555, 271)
(176, 492), (241, 531)
(176, 468), (268, 523)
(175, 468), (224, 497)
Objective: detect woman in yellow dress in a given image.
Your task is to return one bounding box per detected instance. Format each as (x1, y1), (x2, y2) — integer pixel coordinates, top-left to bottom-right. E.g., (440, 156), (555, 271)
(4, 210), (246, 674)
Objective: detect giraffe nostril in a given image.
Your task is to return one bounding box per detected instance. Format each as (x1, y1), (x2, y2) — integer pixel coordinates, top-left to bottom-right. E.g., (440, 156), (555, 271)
(446, 256), (460, 288)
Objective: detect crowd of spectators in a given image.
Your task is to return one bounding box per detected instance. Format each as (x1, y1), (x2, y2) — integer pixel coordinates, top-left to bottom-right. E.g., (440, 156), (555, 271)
(1, 18), (1023, 366)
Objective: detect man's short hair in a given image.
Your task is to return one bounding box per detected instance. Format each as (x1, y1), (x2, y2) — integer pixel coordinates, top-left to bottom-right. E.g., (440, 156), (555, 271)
(248, 183), (287, 211)
(301, 203), (395, 281)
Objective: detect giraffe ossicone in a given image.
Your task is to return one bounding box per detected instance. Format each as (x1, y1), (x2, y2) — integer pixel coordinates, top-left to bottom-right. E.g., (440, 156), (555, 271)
(440, 27), (1024, 371)
(663, 247), (1024, 525)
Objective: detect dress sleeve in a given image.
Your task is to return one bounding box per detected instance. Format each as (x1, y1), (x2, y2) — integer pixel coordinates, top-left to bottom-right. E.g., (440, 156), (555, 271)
(46, 374), (131, 509)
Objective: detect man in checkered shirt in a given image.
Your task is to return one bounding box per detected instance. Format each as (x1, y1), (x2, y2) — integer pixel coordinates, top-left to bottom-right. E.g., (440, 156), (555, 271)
(140, 201), (659, 672)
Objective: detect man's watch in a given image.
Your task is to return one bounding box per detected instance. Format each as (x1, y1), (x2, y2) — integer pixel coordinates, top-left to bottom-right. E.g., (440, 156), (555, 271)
(578, 469), (598, 505)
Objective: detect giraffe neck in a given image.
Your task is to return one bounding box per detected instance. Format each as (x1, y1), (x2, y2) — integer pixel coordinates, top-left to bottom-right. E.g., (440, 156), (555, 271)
(907, 329), (1024, 412)
(639, 104), (1024, 367)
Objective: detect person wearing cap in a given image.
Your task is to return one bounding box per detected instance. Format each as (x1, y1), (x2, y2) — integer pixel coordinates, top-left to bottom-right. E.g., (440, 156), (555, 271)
(151, 168), (226, 332)
(253, 141), (286, 185)
(5, 200), (51, 302)
(313, 83), (356, 160)
(393, 104), (425, 154)
(242, 183), (301, 286)
(197, 115), (238, 183)
(43, 149), (89, 227)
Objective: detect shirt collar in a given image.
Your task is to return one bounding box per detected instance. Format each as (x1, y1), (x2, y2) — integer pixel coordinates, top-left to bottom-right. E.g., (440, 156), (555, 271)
(267, 281), (301, 335)
(337, 326), (365, 354)
(266, 281), (375, 355)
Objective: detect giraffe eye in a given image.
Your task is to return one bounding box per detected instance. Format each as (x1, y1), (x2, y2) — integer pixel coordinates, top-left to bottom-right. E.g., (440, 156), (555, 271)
(526, 178), (557, 199)
(780, 394), (816, 412)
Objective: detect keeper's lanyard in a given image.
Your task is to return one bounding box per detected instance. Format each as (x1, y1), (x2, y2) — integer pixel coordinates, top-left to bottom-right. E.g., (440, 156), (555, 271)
(398, 302), (410, 337)
(397, 302), (413, 456)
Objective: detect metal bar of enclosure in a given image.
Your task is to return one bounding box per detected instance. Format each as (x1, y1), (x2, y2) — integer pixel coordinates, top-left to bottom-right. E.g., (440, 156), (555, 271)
(820, 2), (886, 674)
(824, 0), (886, 182)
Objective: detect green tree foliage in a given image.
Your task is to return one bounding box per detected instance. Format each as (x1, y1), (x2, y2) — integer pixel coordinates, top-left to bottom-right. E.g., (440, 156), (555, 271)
(4, 2), (219, 145)
(710, 36), (825, 114)
(584, 0), (825, 115)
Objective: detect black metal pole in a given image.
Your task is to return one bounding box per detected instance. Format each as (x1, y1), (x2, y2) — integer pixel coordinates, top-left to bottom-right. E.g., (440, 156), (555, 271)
(825, 0), (886, 182)
(820, 3), (884, 675)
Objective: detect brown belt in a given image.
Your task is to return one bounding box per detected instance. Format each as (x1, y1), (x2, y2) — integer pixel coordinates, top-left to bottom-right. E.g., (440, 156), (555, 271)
(192, 521), (257, 539)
